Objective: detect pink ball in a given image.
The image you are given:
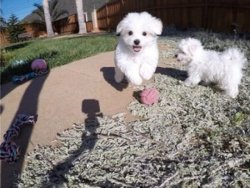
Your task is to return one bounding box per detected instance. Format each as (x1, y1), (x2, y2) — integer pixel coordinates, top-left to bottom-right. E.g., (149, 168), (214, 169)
(140, 88), (159, 105)
(31, 59), (47, 71)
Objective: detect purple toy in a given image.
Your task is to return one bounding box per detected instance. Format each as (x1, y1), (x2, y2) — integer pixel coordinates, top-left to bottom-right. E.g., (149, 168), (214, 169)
(12, 59), (48, 84)
(31, 59), (47, 71)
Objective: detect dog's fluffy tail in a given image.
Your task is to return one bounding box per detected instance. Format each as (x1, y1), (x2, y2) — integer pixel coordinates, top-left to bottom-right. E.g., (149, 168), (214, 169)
(222, 48), (247, 69)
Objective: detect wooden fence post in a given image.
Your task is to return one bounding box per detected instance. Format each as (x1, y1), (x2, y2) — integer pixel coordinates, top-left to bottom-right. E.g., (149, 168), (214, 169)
(202, 0), (208, 30)
(120, 0), (124, 18)
(232, 0), (239, 33)
(105, 4), (110, 31)
(92, 9), (99, 32)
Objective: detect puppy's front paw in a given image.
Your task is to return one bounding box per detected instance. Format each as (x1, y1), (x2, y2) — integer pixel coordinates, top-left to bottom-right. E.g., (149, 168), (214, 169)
(184, 80), (192, 86)
(130, 77), (143, 85)
(184, 77), (200, 87)
(115, 73), (124, 83)
(225, 88), (239, 98)
(114, 68), (124, 83)
(140, 66), (154, 80)
(126, 74), (142, 85)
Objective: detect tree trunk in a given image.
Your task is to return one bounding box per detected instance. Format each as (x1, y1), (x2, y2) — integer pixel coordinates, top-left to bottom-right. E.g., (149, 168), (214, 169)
(76, 0), (87, 34)
(43, 0), (54, 37)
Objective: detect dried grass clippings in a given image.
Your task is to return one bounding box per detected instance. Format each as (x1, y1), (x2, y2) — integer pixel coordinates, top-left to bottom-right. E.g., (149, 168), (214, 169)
(17, 30), (250, 188)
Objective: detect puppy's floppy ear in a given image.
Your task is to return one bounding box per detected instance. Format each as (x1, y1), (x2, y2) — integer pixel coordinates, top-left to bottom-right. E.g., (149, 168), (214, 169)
(116, 19), (124, 36)
(116, 13), (135, 36)
(187, 38), (203, 56)
(141, 12), (163, 35)
(151, 18), (163, 35)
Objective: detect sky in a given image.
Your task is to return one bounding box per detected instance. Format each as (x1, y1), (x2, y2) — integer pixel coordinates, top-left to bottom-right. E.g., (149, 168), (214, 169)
(1, 0), (42, 21)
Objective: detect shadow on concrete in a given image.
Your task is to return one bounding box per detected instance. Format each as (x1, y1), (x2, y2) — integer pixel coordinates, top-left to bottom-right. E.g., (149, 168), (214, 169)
(0, 72), (50, 188)
(100, 67), (128, 91)
(0, 104), (4, 115)
(0, 83), (21, 100)
(41, 99), (103, 186)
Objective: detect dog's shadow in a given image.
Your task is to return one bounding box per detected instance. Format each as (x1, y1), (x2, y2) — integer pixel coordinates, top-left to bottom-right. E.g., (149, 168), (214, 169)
(156, 67), (188, 81)
(101, 66), (188, 91)
(156, 67), (224, 93)
(100, 67), (128, 91)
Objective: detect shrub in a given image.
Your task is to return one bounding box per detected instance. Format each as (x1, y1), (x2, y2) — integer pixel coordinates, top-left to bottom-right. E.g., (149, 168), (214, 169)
(6, 14), (25, 43)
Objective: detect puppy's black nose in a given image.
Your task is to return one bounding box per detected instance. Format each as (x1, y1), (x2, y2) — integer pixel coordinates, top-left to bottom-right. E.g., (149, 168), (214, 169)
(174, 54), (178, 58)
(134, 39), (140, 45)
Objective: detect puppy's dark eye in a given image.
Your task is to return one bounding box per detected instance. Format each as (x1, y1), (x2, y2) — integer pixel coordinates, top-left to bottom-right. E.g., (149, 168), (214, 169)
(142, 32), (147, 36)
(128, 31), (133, 35)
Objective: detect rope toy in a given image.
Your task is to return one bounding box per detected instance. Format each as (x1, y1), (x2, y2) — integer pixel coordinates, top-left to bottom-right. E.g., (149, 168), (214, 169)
(0, 114), (36, 163)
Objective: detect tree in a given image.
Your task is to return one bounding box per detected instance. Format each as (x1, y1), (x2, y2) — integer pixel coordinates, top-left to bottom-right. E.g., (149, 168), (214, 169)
(75, 0), (87, 34)
(33, 0), (68, 24)
(6, 14), (25, 43)
(0, 0), (2, 14)
(0, 0), (6, 29)
(43, 0), (54, 37)
(0, 16), (7, 29)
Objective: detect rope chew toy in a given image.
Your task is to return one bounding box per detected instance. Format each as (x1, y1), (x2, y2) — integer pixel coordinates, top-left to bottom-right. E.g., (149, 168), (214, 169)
(0, 114), (36, 163)
(140, 87), (159, 105)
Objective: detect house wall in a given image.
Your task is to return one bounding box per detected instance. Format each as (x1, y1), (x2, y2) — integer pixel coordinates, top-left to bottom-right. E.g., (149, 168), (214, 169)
(0, 30), (9, 45)
(22, 23), (47, 37)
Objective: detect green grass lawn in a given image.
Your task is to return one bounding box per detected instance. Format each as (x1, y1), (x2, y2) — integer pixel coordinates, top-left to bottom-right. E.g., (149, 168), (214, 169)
(0, 34), (117, 84)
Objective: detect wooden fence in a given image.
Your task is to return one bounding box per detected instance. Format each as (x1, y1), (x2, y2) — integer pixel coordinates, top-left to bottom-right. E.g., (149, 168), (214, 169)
(51, 14), (93, 35)
(97, 0), (250, 33)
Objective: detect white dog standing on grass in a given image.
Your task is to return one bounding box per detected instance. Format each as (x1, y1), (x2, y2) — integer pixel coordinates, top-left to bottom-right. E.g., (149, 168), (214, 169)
(176, 38), (247, 98)
(114, 12), (163, 85)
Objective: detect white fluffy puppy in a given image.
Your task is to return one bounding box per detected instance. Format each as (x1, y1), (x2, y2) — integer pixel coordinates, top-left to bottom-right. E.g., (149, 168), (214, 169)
(114, 12), (163, 85)
(176, 38), (247, 98)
